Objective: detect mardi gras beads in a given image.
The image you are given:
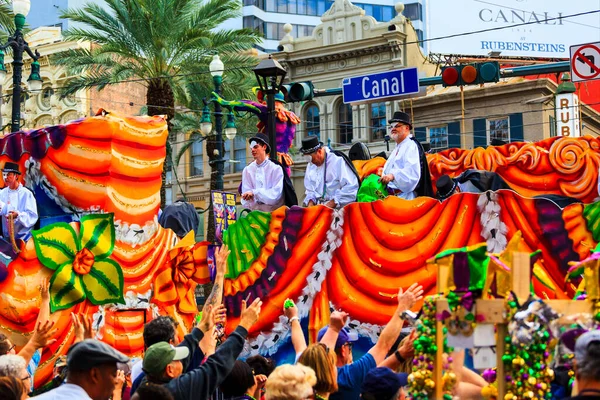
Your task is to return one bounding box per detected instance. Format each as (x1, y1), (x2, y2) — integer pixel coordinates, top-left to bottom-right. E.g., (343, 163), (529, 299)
(502, 294), (557, 400)
(408, 296), (455, 400)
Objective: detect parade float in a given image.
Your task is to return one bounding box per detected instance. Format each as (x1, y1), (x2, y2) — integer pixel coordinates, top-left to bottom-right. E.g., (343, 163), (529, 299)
(0, 110), (600, 389)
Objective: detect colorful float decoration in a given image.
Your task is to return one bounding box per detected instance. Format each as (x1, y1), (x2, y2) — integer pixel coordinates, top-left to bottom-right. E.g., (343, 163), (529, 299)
(2, 111), (600, 389)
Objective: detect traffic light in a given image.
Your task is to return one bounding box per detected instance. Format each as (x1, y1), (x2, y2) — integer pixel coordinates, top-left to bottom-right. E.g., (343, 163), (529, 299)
(441, 62), (500, 87)
(279, 81), (315, 102)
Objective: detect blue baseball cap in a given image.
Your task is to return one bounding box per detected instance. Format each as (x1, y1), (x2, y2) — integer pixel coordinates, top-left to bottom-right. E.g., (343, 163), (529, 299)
(317, 326), (358, 350)
(361, 367), (409, 400)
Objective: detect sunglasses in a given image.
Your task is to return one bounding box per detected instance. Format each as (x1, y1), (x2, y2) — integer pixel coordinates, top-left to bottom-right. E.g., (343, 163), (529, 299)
(343, 342), (353, 350)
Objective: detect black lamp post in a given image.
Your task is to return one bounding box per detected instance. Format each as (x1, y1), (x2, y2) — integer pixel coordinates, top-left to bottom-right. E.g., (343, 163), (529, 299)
(201, 54), (226, 190)
(253, 55), (287, 160)
(0, 0), (42, 133)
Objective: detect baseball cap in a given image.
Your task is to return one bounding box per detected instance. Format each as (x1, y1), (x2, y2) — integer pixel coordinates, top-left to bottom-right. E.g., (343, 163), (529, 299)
(143, 342), (189, 377)
(361, 367), (409, 400)
(317, 326), (358, 351)
(67, 339), (129, 371)
(574, 330), (600, 363)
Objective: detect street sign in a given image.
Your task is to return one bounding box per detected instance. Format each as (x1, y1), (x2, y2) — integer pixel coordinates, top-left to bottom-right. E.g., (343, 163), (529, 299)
(342, 67), (420, 104)
(570, 42), (600, 83)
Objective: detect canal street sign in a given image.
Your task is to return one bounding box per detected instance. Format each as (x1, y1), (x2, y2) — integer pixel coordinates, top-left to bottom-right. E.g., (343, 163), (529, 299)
(342, 67), (420, 104)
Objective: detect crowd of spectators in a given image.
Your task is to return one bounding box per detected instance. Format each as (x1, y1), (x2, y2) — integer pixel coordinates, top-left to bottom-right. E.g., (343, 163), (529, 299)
(0, 244), (599, 400)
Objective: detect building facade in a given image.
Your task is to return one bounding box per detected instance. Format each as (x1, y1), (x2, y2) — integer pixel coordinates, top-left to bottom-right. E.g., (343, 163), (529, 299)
(26, 0), (426, 54)
(171, 0), (600, 240)
(0, 26), (146, 131)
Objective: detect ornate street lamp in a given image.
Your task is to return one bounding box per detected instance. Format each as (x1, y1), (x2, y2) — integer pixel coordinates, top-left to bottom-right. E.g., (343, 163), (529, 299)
(253, 55), (286, 160)
(0, 0), (43, 132)
(208, 54), (225, 190)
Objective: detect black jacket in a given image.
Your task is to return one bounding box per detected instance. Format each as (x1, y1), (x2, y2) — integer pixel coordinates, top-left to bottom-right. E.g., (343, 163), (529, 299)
(139, 325), (248, 400)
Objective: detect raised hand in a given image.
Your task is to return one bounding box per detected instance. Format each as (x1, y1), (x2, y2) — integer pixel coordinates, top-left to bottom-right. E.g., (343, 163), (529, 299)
(329, 310), (349, 332)
(239, 298), (262, 331)
(215, 244), (231, 276)
(397, 283), (424, 312)
(398, 329), (416, 359)
(197, 304), (213, 333)
(31, 320), (57, 349)
(40, 279), (50, 303)
(283, 299), (298, 320)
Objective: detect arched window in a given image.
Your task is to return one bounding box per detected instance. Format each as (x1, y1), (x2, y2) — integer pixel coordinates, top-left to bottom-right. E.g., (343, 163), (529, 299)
(306, 104), (320, 140)
(338, 102), (353, 144)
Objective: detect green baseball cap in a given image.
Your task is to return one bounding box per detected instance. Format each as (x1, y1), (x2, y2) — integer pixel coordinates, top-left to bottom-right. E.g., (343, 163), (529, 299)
(143, 342), (189, 377)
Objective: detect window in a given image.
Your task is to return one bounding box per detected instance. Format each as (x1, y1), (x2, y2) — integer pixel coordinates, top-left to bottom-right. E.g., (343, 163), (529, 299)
(415, 29), (424, 44)
(297, 0), (307, 14)
(382, 6), (394, 21)
(428, 126), (448, 153)
(195, 212), (204, 242)
(265, 0), (276, 11)
(338, 103), (353, 144)
(404, 3), (423, 21)
(191, 140), (204, 177)
(488, 117), (510, 144)
(549, 115), (556, 137)
(40, 87), (53, 110)
(165, 170), (173, 185)
(370, 102), (386, 141)
(224, 136), (246, 174)
(307, 0), (317, 15)
(306, 105), (320, 139)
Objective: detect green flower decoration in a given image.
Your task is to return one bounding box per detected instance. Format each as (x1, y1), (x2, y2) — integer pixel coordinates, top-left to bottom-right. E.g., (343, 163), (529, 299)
(32, 213), (124, 312)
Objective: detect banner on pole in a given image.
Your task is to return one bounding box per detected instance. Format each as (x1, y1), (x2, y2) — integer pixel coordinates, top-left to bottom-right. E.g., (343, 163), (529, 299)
(211, 191), (237, 243)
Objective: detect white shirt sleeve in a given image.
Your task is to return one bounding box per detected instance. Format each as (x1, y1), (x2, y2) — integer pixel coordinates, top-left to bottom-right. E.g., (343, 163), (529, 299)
(389, 140), (421, 194)
(241, 164), (257, 209)
(253, 162), (284, 206)
(16, 189), (38, 229)
(303, 163), (320, 206)
(331, 156), (359, 207)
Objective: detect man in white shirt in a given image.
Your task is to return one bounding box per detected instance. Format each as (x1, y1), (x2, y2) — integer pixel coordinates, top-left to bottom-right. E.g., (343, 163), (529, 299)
(379, 112), (421, 200)
(301, 136), (359, 208)
(35, 339), (129, 400)
(241, 133), (284, 212)
(0, 162), (38, 241)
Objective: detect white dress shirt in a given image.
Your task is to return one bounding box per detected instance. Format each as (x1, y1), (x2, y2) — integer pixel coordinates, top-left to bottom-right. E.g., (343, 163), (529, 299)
(304, 148), (359, 207)
(241, 158), (285, 212)
(382, 135), (421, 200)
(0, 183), (38, 241)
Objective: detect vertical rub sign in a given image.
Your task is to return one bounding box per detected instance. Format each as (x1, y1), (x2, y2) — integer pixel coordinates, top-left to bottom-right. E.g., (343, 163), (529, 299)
(555, 93), (580, 137)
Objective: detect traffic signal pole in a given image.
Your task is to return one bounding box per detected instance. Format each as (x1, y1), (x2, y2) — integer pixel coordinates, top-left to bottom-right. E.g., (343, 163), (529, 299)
(311, 61), (571, 97)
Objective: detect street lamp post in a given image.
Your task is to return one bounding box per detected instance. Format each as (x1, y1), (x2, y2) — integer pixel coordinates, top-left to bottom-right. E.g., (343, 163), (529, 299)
(0, 0), (43, 132)
(253, 55), (287, 160)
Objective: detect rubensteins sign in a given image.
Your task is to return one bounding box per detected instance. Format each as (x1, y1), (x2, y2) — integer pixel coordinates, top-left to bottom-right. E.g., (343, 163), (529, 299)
(426, 0), (599, 58)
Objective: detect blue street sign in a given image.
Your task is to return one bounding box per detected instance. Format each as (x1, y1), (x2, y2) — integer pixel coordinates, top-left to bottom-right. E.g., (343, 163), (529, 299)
(342, 67), (420, 104)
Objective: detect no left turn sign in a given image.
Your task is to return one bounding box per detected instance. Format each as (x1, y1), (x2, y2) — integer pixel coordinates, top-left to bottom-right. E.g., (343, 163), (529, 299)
(570, 42), (600, 83)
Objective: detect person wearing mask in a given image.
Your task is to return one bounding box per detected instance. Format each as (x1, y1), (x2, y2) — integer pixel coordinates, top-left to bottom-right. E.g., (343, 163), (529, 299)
(0, 162), (38, 241)
(301, 136), (359, 208)
(34, 339), (130, 400)
(241, 133), (285, 212)
(378, 112), (421, 200)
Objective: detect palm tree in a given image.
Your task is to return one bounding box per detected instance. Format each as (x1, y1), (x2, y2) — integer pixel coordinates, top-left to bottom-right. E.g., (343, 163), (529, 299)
(0, 0), (14, 36)
(54, 0), (261, 206)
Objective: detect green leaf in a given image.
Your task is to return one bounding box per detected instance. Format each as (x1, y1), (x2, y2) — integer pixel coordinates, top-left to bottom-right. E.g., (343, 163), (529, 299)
(82, 259), (125, 306)
(80, 213), (115, 259)
(32, 223), (79, 270)
(50, 263), (86, 312)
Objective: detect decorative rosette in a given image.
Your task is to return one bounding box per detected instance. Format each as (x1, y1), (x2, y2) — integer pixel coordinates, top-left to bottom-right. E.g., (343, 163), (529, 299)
(32, 213), (124, 312)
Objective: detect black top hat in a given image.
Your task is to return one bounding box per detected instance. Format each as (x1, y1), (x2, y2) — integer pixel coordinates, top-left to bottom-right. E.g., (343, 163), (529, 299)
(2, 162), (21, 175)
(248, 133), (271, 153)
(436, 175), (457, 200)
(388, 111), (412, 129)
(300, 136), (323, 155)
